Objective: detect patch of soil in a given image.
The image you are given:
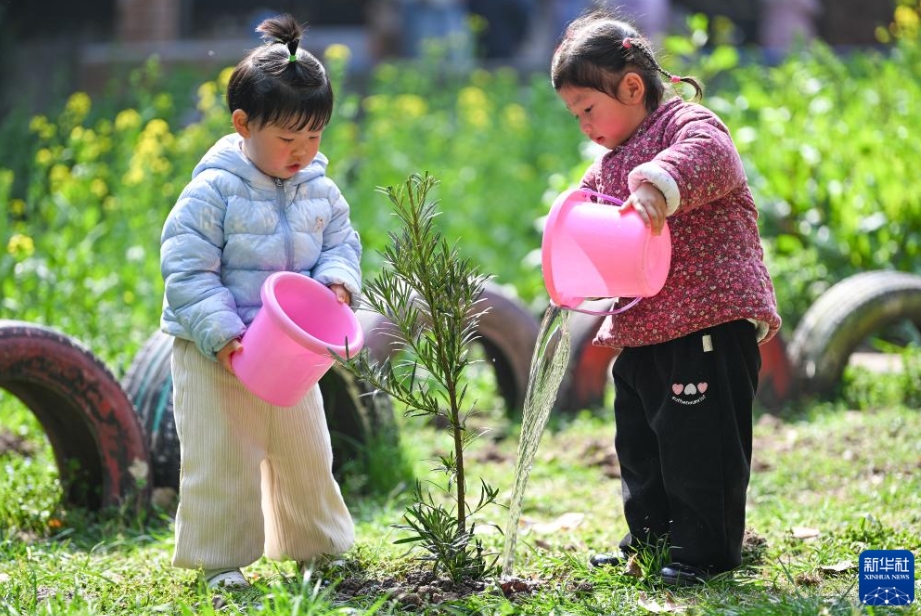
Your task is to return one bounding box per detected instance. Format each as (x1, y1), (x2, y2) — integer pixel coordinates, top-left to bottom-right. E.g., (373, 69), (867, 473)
(328, 569), (552, 609)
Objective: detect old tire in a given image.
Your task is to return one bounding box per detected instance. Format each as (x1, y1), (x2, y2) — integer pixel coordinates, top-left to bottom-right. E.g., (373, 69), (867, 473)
(0, 320), (151, 511)
(355, 282), (541, 416)
(476, 283), (542, 414)
(553, 305), (797, 412)
(755, 335), (796, 411)
(121, 330), (397, 490)
(554, 303), (617, 414)
(788, 270), (921, 398)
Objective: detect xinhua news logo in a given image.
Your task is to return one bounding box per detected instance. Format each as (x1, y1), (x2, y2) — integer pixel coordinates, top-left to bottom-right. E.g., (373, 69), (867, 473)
(859, 550), (915, 606)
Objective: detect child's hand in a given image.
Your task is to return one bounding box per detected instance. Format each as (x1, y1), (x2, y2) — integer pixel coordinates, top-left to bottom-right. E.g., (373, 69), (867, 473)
(216, 339), (242, 374)
(329, 283), (351, 305)
(625, 182), (668, 236)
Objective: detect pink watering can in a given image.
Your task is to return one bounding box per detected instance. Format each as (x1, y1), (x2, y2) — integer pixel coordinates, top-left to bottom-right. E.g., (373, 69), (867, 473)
(541, 187), (672, 316)
(231, 271), (364, 407)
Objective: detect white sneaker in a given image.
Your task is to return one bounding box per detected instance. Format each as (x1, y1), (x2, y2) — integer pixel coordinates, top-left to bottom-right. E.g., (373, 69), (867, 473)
(205, 568), (250, 589)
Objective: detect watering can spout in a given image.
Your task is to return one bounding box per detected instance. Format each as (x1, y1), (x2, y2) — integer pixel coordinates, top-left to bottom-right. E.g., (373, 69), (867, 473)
(541, 188), (671, 316)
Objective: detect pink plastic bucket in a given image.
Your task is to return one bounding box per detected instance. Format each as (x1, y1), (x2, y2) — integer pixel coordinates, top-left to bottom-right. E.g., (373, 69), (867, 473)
(541, 188), (672, 312)
(231, 272), (364, 407)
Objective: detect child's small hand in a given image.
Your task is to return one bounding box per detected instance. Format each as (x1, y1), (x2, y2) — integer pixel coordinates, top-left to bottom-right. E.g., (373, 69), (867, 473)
(216, 339), (242, 374)
(625, 182), (668, 236)
(329, 283), (351, 305)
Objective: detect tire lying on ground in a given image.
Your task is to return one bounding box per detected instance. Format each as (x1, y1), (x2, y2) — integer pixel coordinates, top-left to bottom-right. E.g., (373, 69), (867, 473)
(553, 302), (618, 414)
(553, 303), (798, 413)
(788, 270), (921, 398)
(121, 330), (396, 490)
(0, 320), (150, 511)
(356, 282), (541, 416)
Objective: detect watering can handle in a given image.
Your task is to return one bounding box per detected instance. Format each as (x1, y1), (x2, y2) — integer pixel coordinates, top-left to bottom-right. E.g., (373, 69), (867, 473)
(555, 297), (643, 316)
(577, 188), (625, 207)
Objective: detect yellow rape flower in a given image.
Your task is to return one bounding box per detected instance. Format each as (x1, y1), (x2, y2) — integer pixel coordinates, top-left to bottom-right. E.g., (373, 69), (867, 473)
(35, 148), (53, 166)
(198, 81), (218, 113)
(893, 4), (920, 37)
(154, 92), (174, 115)
(218, 66), (234, 90)
(29, 115), (56, 140)
(65, 92), (92, 121)
(10, 199), (25, 216)
(123, 167), (145, 187)
(394, 94), (428, 118)
(49, 164), (70, 188)
(458, 87), (490, 129)
(458, 86), (488, 110)
(7, 233), (34, 258)
(151, 158), (172, 175)
(144, 118), (170, 137)
(324, 44), (351, 63)
(90, 178), (108, 199)
(29, 115), (48, 133)
(115, 109), (142, 132)
(502, 103), (528, 132)
(363, 95), (387, 114)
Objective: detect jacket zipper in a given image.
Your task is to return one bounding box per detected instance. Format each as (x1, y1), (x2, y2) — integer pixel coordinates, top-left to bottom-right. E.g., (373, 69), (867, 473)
(275, 177), (294, 271)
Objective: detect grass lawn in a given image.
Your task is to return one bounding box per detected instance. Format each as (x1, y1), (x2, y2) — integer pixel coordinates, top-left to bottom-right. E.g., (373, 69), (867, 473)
(1, 382), (920, 614)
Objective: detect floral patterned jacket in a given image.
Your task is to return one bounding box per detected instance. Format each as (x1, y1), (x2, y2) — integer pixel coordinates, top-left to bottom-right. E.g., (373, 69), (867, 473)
(582, 97), (782, 349)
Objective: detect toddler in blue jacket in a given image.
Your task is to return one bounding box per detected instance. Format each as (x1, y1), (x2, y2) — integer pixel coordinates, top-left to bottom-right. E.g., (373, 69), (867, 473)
(160, 13), (361, 589)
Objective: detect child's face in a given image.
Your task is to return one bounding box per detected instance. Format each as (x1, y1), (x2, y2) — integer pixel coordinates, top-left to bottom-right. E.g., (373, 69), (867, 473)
(559, 76), (648, 149)
(232, 110), (323, 179)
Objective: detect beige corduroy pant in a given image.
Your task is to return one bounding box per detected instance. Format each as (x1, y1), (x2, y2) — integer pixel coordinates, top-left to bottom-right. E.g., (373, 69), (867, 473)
(170, 338), (354, 570)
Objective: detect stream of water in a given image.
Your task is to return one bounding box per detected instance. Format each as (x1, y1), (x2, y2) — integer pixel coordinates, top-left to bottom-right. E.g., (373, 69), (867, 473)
(500, 305), (572, 578)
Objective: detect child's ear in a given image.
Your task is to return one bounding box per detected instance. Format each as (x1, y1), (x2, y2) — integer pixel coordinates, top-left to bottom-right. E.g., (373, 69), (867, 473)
(231, 109), (251, 137)
(619, 72), (646, 105)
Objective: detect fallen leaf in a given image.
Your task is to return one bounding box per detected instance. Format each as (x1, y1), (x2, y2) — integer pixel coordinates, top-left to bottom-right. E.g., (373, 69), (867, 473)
(625, 554), (643, 577)
(791, 526), (821, 539)
(530, 512), (585, 534)
(637, 591), (688, 613)
(819, 560), (855, 574)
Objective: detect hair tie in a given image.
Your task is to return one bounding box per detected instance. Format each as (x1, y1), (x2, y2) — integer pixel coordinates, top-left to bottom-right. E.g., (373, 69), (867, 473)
(289, 54), (298, 63)
(622, 37), (633, 49)
(670, 75), (681, 83)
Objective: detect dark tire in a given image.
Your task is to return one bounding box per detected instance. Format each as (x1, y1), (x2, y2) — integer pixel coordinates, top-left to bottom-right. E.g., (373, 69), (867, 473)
(755, 335), (795, 411)
(554, 302), (618, 413)
(355, 282), (541, 416)
(475, 283), (541, 414)
(121, 330), (397, 489)
(0, 320), (150, 511)
(552, 305), (796, 412)
(121, 330), (180, 490)
(356, 308), (401, 365)
(788, 270), (921, 397)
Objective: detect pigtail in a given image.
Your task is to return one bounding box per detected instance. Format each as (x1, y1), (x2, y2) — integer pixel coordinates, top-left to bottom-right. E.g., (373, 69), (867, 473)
(256, 14), (304, 65)
(622, 36), (704, 101)
(227, 13), (333, 132)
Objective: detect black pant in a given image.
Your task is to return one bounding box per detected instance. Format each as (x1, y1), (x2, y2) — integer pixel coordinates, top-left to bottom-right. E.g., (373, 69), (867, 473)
(612, 320), (761, 572)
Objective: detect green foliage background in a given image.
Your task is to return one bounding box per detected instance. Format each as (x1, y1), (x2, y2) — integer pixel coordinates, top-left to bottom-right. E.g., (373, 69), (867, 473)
(1, 6), (920, 371)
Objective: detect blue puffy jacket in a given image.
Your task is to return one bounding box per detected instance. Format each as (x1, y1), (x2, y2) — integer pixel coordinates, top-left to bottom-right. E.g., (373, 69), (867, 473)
(160, 133), (362, 360)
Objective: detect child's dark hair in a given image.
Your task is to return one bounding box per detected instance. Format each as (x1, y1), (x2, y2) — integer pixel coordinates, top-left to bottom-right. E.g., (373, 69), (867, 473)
(551, 10), (703, 113)
(226, 14), (333, 131)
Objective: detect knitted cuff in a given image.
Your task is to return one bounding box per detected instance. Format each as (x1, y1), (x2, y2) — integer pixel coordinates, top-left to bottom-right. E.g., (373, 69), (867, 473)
(628, 163), (680, 216)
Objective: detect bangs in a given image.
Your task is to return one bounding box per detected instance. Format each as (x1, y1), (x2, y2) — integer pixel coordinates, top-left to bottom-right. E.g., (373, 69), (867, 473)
(553, 55), (622, 98)
(248, 78), (333, 131)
